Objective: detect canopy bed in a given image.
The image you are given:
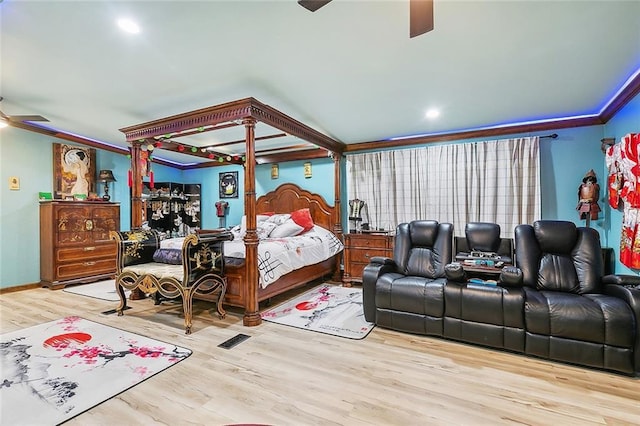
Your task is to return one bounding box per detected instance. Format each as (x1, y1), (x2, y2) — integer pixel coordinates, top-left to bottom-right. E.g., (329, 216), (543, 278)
(119, 98), (346, 326)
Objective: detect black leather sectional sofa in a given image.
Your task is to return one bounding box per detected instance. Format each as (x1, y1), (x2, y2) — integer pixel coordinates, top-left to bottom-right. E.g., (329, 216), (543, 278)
(362, 220), (640, 376)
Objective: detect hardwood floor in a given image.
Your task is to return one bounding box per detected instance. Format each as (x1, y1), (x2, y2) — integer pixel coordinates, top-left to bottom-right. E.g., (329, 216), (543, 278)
(1, 283), (639, 425)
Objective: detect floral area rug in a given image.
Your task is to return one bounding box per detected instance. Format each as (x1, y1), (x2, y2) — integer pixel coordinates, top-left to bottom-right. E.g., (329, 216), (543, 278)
(0, 316), (191, 425)
(63, 279), (130, 301)
(261, 284), (375, 339)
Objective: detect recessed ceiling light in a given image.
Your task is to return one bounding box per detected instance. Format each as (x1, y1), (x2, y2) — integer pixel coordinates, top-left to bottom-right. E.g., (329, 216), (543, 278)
(425, 109), (440, 119)
(117, 18), (141, 34)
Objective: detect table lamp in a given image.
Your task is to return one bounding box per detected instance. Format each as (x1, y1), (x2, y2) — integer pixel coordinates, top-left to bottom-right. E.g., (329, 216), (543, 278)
(98, 169), (116, 200)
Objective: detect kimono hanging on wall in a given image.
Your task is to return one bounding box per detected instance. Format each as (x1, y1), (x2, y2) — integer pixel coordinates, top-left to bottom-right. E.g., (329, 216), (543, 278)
(605, 132), (640, 268)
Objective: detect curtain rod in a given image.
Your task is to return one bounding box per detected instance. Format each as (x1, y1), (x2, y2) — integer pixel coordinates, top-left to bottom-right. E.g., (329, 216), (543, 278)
(540, 133), (558, 139)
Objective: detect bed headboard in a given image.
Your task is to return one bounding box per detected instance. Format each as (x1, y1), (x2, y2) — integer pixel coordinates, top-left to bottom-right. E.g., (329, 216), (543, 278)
(256, 183), (334, 231)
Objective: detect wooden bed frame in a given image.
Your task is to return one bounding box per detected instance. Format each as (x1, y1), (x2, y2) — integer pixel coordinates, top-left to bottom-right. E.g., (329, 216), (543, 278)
(119, 98), (346, 326)
(195, 183), (342, 324)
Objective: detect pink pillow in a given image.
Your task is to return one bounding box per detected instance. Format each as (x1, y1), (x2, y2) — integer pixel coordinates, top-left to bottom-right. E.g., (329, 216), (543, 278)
(290, 208), (314, 232)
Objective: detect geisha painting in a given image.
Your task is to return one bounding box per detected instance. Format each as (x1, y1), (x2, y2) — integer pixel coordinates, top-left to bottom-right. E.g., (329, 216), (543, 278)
(53, 143), (96, 199)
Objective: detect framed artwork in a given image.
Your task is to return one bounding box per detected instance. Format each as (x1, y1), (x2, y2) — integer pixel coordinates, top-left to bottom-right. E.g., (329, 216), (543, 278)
(53, 143), (96, 199)
(219, 171), (238, 198)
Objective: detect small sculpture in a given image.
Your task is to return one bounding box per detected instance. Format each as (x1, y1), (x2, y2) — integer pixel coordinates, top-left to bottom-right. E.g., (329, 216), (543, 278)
(577, 169), (600, 223)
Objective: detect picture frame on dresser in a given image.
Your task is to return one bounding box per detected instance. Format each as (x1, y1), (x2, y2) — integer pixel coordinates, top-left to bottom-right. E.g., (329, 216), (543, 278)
(53, 143), (96, 199)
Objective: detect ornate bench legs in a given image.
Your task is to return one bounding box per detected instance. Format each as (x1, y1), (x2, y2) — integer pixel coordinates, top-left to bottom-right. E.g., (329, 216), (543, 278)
(114, 273), (227, 335)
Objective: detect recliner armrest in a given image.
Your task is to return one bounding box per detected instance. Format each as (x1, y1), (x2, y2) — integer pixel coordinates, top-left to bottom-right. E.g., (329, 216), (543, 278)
(500, 266), (523, 287)
(369, 256), (395, 266)
(602, 274), (640, 288)
(445, 262), (467, 282)
(362, 257), (398, 322)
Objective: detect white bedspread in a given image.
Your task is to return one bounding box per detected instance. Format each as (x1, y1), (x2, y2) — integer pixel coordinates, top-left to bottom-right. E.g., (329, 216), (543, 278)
(223, 225), (343, 288)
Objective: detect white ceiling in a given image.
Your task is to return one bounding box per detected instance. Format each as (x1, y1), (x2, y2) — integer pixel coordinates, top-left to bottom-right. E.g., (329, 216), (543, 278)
(2, 0), (639, 165)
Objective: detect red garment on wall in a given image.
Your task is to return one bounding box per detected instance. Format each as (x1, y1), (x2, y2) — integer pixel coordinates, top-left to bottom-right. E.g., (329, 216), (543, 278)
(610, 133), (640, 268)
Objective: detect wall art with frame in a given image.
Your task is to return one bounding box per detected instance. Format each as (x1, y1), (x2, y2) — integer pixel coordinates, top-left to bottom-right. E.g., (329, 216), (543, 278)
(53, 143), (96, 199)
(219, 171), (239, 198)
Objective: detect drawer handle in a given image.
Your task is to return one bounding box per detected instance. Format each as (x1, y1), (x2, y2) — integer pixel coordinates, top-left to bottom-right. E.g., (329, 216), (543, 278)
(365, 254), (370, 258)
(83, 261), (96, 266)
(85, 219), (94, 231)
(83, 246), (96, 251)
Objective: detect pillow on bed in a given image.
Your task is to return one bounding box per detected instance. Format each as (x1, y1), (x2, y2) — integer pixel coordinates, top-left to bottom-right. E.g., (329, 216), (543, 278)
(269, 218), (305, 238)
(153, 248), (183, 265)
(238, 214), (272, 237)
(265, 213), (291, 226)
(257, 221), (278, 239)
(290, 208), (314, 232)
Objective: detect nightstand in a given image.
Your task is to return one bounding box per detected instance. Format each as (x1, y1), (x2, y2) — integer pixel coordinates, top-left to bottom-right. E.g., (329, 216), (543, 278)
(343, 232), (393, 285)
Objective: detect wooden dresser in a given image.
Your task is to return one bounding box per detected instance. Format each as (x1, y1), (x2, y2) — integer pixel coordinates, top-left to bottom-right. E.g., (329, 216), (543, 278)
(343, 232), (393, 285)
(40, 201), (120, 289)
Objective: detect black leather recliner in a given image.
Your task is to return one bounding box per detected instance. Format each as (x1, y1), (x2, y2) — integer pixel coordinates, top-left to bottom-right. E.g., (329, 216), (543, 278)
(364, 219), (640, 376)
(454, 222), (513, 264)
(511, 221), (640, 375)
(363, 220), (453, 335)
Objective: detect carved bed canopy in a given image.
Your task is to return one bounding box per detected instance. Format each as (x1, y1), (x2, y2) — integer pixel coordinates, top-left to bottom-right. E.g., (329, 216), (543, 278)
(119, 97), (346, 228)
(119, 97), (346, 326)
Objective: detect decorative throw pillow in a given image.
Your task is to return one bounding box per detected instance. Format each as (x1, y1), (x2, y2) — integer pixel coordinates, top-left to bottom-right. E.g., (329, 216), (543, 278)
(153, 248), (183, 265)
(160, 237), (185, 250)
(269, 219), (305, 238)
(290, 208), (314, 232)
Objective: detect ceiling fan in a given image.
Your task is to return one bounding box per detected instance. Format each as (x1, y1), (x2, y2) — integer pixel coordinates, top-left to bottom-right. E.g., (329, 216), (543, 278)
(298, 0), (434, 38)
(0, 96), (49, 125)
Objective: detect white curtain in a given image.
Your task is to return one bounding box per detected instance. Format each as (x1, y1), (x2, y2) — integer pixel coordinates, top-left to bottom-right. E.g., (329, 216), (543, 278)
(347, 137), (540, 238)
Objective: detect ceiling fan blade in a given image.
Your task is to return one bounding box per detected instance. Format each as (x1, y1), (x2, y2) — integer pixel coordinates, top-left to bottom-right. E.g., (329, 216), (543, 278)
(0, 97), (49, 122)
(298, 0), (332, 12)
(8, 114), (49, 122)
(409, 0), (434, 38)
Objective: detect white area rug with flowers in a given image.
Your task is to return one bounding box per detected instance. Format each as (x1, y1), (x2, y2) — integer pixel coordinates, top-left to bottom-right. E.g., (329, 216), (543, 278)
(0, 316), (191, 425)
(63, 279), (130, 301)
(261, 284), (375, 339)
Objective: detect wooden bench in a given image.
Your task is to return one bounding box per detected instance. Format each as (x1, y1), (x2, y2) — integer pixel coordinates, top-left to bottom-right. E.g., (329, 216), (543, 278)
(109, 229), (233, 334)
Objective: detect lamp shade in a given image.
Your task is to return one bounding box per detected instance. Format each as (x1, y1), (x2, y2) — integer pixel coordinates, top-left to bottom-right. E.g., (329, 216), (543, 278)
(98, 170), (116, 182)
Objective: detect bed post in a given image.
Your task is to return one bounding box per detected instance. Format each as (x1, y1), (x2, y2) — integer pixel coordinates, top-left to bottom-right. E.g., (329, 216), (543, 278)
(130, 141), (143, 229)
(332, 152), (343, 283)
(242, 118), (262, 326)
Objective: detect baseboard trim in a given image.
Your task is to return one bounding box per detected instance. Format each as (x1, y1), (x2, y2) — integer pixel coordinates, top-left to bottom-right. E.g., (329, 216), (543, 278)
(0, 282), (41, 294)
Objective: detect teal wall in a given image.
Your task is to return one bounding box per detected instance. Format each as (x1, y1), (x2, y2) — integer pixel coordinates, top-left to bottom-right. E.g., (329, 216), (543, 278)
(603, 94), (640, 274)
(0, 128), (335, 289)
(1, 127), (53, 287)
(183, 158), (335, 229)
(0, 93), (637, 288)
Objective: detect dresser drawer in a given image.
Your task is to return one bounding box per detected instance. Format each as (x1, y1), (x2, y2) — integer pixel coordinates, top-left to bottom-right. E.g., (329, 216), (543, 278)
(349, 248), (390, 263)
(344, 235), (389, 249)
(343, 233), (393, 284)
(56, 243), (116, 262)
(56, 258), (116, 280)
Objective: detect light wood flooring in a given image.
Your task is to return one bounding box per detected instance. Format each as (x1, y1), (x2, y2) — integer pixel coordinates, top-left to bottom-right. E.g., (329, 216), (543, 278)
(1, 282), (639, 426)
